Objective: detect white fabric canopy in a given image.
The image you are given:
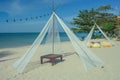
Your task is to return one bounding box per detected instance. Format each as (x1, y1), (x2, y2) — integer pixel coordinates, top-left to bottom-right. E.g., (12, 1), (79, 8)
(13, 12), (104, 73)
(95, 22), (117, 46)
(13, 14), (54, 73)
(84, 22), (117, 46)
(42, 14), (62, 55)
(84, 24), (95, 43)
(55, 13), (103, 71)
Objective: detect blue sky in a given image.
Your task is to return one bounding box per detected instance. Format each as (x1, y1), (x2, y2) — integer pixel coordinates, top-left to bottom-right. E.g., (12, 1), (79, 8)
(0, 0), (119, 33)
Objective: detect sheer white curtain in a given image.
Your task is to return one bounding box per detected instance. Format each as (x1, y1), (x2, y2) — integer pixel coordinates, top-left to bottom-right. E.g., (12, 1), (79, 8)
(84, 22), (117, 46)
(55, 12), (104, 71)
(13, 13), (54, 73)
(84, 24), (95, 43)
(95, 22), (117, 46)
(43, 13), (62, 55)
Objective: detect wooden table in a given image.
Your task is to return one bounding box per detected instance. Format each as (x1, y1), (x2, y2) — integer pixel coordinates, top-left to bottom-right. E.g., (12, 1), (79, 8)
(40, 54), (63, 65)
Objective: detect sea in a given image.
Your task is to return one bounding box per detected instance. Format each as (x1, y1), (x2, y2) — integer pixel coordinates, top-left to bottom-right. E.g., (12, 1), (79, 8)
(0, 32), (87, 49)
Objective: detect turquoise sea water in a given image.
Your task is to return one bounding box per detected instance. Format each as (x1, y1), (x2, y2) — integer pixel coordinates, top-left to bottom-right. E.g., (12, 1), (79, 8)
(0, 32), (87, 49)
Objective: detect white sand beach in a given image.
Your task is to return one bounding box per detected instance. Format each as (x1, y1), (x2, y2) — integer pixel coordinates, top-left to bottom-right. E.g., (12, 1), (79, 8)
(0, 41), (120, 80)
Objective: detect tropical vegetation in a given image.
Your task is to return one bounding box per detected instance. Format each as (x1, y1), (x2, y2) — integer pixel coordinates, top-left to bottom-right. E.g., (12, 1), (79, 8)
(71, 5), (120, 39)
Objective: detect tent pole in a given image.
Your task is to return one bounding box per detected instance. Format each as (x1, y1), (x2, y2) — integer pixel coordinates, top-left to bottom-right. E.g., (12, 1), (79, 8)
(52, 0), (55, 54)
(52, 14), (55, 54)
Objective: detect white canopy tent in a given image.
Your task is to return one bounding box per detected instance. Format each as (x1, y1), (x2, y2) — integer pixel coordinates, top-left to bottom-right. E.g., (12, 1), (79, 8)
(84, 22), (117, 46)
(13, 12), (104, 73)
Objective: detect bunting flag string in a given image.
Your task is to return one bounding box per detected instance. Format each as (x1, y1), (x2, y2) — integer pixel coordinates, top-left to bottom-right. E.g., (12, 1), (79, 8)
(0, 13), (51, 23)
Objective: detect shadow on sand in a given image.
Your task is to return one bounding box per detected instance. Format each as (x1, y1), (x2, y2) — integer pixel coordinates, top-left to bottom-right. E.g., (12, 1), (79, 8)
(23, 52), (76, 73)
(0, 51), (15, 58)
(0, 51), (19, 62)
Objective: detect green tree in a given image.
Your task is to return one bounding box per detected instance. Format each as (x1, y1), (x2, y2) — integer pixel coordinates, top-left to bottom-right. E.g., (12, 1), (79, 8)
(71, 4), (118, 37)
(114, 19), (120, 39)
(71, 8), (97, 32)
(96, 4), (112, 12)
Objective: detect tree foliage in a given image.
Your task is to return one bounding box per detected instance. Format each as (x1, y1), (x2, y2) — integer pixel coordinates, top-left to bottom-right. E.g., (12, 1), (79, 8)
(71, 4), (119, 38)
(71, 8), (97, 32)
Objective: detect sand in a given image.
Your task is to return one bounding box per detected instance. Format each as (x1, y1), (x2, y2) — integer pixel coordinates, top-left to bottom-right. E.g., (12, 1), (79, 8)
(0, 41), (120, 80)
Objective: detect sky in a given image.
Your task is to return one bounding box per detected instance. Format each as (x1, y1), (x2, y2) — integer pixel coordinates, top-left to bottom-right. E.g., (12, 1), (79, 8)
(0, 0), (119, 33)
